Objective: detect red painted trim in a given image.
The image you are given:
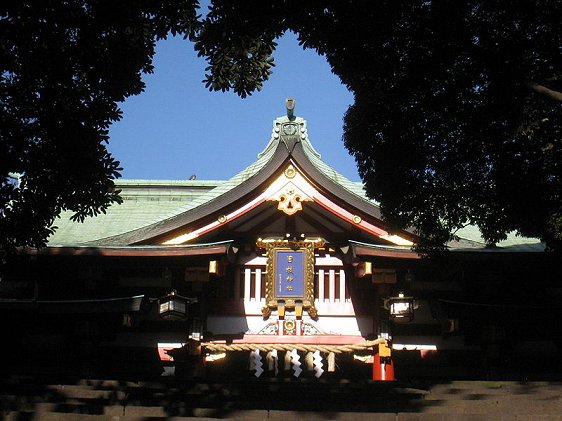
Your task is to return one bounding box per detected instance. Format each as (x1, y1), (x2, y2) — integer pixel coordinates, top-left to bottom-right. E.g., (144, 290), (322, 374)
(373, 353), (396, 381)
(163, 165), (412, 245)
(163, 192), (269, 244)
(313, 193), (390, 237)
(158, 348), (175, 362)
(209, 334), (366, 345)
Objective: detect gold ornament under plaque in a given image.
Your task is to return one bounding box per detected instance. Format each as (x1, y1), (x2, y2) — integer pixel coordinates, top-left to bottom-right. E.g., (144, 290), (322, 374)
(257, 238), (323, 319)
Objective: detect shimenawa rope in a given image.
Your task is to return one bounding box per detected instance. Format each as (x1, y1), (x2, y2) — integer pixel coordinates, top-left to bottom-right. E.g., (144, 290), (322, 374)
(201, 338), (387, 354)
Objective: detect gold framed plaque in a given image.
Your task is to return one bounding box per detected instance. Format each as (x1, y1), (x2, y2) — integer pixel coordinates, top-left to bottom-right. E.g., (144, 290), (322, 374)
(257, 239), (322, 318)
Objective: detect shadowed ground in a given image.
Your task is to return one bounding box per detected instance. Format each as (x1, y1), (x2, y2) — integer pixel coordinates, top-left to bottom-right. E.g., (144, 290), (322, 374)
(1, 376), (562, 420)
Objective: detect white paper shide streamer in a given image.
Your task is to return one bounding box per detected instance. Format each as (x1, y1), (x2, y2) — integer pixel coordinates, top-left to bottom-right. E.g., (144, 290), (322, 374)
(313, 350), (324, 378)
(290, 349), (302, 377)
(250, 349), (264, 377)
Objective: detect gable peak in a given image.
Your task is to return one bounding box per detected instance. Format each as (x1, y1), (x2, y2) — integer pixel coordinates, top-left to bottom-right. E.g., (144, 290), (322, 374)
(258, 99), (322, 160)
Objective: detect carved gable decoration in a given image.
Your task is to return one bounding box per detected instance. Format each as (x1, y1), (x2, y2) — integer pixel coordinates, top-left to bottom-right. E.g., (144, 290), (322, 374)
(265, 164), (315, 215)
(162, 162), (412, 247)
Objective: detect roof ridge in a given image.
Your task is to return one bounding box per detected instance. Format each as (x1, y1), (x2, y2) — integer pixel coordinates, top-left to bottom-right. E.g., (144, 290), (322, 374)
(50, 111), (392, 246)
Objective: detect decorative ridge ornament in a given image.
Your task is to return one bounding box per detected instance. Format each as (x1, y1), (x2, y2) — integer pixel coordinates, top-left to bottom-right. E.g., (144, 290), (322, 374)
(259, 104), (319, 160)
(279, 99), (300, 150)
(286, 98), (296, 121)
(284, 166), (296, 179)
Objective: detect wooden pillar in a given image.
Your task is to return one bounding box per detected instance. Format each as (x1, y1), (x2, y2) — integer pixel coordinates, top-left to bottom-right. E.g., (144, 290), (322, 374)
(255, 268), (262, 301)
(318, 269), (325, 301)
(373, 341), (395, 381)
(244, 268), (251, 300)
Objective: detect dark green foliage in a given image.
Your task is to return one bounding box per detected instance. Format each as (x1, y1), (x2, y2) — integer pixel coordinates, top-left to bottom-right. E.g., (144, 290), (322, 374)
(1, 0), (199, 251)
(195, 1), (282, 98)
(2, 0), (561, 254)
(196, 0), (562, 252)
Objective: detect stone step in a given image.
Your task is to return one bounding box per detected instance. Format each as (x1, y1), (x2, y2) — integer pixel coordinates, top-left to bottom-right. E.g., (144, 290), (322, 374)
(2, 378), (562, 418)
(2, 412), (562, 421)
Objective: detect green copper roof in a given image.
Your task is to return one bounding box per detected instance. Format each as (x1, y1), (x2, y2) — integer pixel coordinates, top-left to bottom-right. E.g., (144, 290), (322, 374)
(47, 113), (544, 252)
(47, 118), (283, 245)
(148, 114), (374, 227)
(451, 226), (544, 252)
(298, 119), (373, 202)
(152, 126), (280, 222)
(48, 179), (222, 245)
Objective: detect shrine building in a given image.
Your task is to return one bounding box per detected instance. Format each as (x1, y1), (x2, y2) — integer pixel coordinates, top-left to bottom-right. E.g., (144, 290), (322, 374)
(1, 100), (560, 380)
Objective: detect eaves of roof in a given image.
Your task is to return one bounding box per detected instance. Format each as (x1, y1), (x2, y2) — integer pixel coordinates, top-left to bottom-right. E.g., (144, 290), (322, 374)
(0, 295), (148, 313)
(27, 240), (233, 257)
(88, 134), (289, 246)
(89, 115), (401, 246)
(349, 240), (420, 259)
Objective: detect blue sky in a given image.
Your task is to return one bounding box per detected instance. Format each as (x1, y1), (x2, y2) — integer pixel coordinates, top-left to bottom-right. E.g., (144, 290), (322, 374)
(108, 32), (360, 182)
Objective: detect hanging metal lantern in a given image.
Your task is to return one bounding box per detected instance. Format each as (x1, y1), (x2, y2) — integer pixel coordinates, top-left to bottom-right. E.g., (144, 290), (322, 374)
(385, 293), (416, 322)
(158, 290), (196, 321)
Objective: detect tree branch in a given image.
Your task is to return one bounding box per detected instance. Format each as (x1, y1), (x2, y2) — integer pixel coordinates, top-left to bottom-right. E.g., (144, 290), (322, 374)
(527, 81), (562, 102)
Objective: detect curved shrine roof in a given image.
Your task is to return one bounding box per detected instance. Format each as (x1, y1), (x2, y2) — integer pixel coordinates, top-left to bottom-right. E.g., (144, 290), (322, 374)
(46, 112), (543, 253)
